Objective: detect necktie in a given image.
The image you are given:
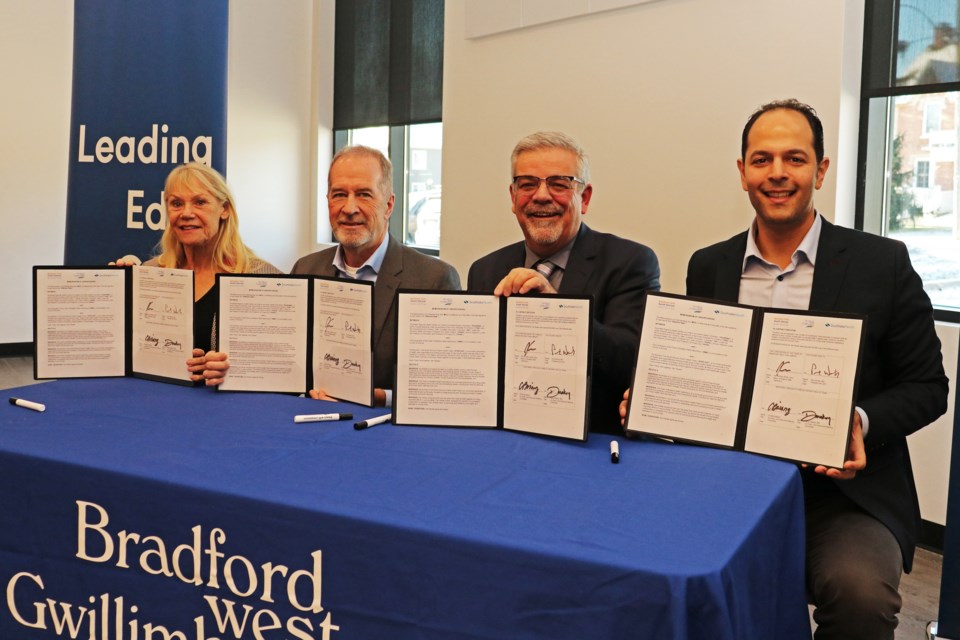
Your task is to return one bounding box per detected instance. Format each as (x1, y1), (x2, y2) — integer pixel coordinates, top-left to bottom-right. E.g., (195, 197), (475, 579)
(534, 260), (557, 280)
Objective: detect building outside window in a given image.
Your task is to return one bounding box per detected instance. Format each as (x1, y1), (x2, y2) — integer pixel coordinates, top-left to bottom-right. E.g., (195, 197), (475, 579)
(859, 0), (960, 316)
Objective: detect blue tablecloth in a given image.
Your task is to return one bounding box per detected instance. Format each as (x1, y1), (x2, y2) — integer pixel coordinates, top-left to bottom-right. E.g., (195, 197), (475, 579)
(1, 378), (810, 639)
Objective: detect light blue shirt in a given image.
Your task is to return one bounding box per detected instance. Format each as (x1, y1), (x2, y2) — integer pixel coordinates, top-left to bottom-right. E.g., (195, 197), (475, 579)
(739, 213), (820, 310)
(332, 234), (389, 282)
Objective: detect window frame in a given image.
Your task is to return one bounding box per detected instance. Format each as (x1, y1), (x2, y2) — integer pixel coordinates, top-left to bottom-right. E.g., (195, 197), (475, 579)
(855, 0), (960, 322)
(923, 101), (943, 135)
(332, 124), (442, 257)
(915, 159), (931, 188)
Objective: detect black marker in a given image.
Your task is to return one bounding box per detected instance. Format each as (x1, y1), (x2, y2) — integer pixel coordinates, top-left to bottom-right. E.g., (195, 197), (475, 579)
(354, 414), (392, 430)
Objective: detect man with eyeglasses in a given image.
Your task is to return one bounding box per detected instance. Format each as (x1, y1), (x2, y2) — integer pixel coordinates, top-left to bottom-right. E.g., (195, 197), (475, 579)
(468, 131), (660, 434)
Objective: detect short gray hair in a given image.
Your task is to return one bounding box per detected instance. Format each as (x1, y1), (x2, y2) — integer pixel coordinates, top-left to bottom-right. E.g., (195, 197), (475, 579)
(510, 131), (590, 183)
(328, 145), (394, 197)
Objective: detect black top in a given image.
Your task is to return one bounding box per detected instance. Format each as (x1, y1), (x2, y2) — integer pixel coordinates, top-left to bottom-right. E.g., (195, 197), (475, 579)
(193, 283), (217, 353)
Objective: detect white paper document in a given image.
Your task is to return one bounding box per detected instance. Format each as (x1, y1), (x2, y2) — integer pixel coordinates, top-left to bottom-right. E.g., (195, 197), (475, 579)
(502, 296), (590, 439)
(744, 312), (863, 468)
(395, 292), (501, 427)
(217, 275), (309, 393)
(130, 266), (194, 382)
(311, 278), (373, 406)
(626, 293), (863, 467)
(35, 268), (127, 379)
(627, 294), (754, 446)
(394, 291), (592, 440)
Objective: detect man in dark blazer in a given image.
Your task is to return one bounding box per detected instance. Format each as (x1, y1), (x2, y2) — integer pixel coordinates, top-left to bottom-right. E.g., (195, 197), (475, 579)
(468, 132), (660, 433)
(686, 100), (948, 639)
(293, 145), (460, 406)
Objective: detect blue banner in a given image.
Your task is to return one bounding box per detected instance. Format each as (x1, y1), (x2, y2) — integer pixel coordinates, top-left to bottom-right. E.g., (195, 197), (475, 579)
(938, 339), (960, 637)
(64, 0), (229, 265)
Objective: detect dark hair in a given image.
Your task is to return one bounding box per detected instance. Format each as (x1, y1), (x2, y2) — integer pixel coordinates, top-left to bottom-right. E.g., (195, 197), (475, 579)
(741, 99), (824, 164)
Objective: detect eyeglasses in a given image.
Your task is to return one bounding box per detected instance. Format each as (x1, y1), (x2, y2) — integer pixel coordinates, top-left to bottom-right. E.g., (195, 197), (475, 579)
(512, 175), (585, 196)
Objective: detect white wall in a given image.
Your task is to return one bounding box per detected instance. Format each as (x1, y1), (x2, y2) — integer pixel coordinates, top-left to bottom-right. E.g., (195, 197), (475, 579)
(0, 2), (73, 344)
(912, 323), (958, 526)
(225, 0), (333, 273)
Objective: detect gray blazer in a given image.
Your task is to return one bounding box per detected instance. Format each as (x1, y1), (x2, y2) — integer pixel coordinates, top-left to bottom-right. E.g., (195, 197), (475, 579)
(291, 235), (462, 389)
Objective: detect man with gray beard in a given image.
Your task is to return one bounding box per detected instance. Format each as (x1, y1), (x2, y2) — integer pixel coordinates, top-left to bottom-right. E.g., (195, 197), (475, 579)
(293, 145), (460, 407)
(468, 132), (660, 433)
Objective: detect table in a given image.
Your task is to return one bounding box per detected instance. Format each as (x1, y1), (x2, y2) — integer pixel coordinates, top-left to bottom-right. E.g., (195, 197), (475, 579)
(1, 378), (810, 639)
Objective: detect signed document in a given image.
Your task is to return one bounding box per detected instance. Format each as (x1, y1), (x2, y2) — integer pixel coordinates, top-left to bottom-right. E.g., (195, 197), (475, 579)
(744, 312), (863, 468)
(217, 275), (309, 394)
(394, 292), (501, 427)
(34, 267), (127, 379)
(625, 292), (864, 467)
(502, 296), (591, 440)
(394, 291), (592, 440)
(311, 277), (373, 406)
(130, 266), (194, 384)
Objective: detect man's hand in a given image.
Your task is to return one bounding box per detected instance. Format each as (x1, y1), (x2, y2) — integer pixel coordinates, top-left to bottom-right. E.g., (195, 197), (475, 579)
(310, 388), (388, 407)
(187, 349), (230, 386)
(493, 268), (557, 297)
(619, 388), (630, 426)
(812, 412), (866, 480)
(308, 388), (338, 401)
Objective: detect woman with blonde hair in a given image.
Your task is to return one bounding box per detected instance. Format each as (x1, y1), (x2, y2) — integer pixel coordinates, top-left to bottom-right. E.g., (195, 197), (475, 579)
(118, 162), (280, 384)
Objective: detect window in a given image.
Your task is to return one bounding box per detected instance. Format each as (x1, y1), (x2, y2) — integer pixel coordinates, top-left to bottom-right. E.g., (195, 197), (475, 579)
(923, 101), (943, 133)
(330, 0), (445, 254)
(335, 122), (443, 253)
(915, 160), (931, 188)
(858, 0), (960, 317)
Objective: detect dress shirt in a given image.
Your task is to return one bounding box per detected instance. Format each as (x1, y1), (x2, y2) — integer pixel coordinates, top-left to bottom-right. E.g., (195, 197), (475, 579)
(523, 235), (577, 290)
(738, 213), (868, 436)
(332, 234), (389, 281)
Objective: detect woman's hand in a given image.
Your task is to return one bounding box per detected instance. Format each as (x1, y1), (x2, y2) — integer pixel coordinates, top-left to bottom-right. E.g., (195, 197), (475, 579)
(108, 255), (143, 267)
(187, 349), (230, 386)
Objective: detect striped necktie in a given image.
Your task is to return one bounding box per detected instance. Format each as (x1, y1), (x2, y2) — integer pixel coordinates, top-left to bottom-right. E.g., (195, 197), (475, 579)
(534, 259), (557, 280)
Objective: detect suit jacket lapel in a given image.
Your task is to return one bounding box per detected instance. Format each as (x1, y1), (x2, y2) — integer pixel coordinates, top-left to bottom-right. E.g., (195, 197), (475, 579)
(319, 258), (338, 278)
(714, 234), (747, 302)
(810, 218), (849, 310)
(373, 236), (403, 346)
(557, 225), (594, 294)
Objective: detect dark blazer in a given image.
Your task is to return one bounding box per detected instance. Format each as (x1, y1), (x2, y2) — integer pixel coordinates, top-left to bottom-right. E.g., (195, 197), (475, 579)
(291, 235), (462, 389)
(686, 217), (948, 571)
(468, 224), (661, 434)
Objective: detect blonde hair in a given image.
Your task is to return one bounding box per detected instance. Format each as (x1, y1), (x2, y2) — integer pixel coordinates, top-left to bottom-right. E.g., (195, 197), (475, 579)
(155, 163), (256, 273)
